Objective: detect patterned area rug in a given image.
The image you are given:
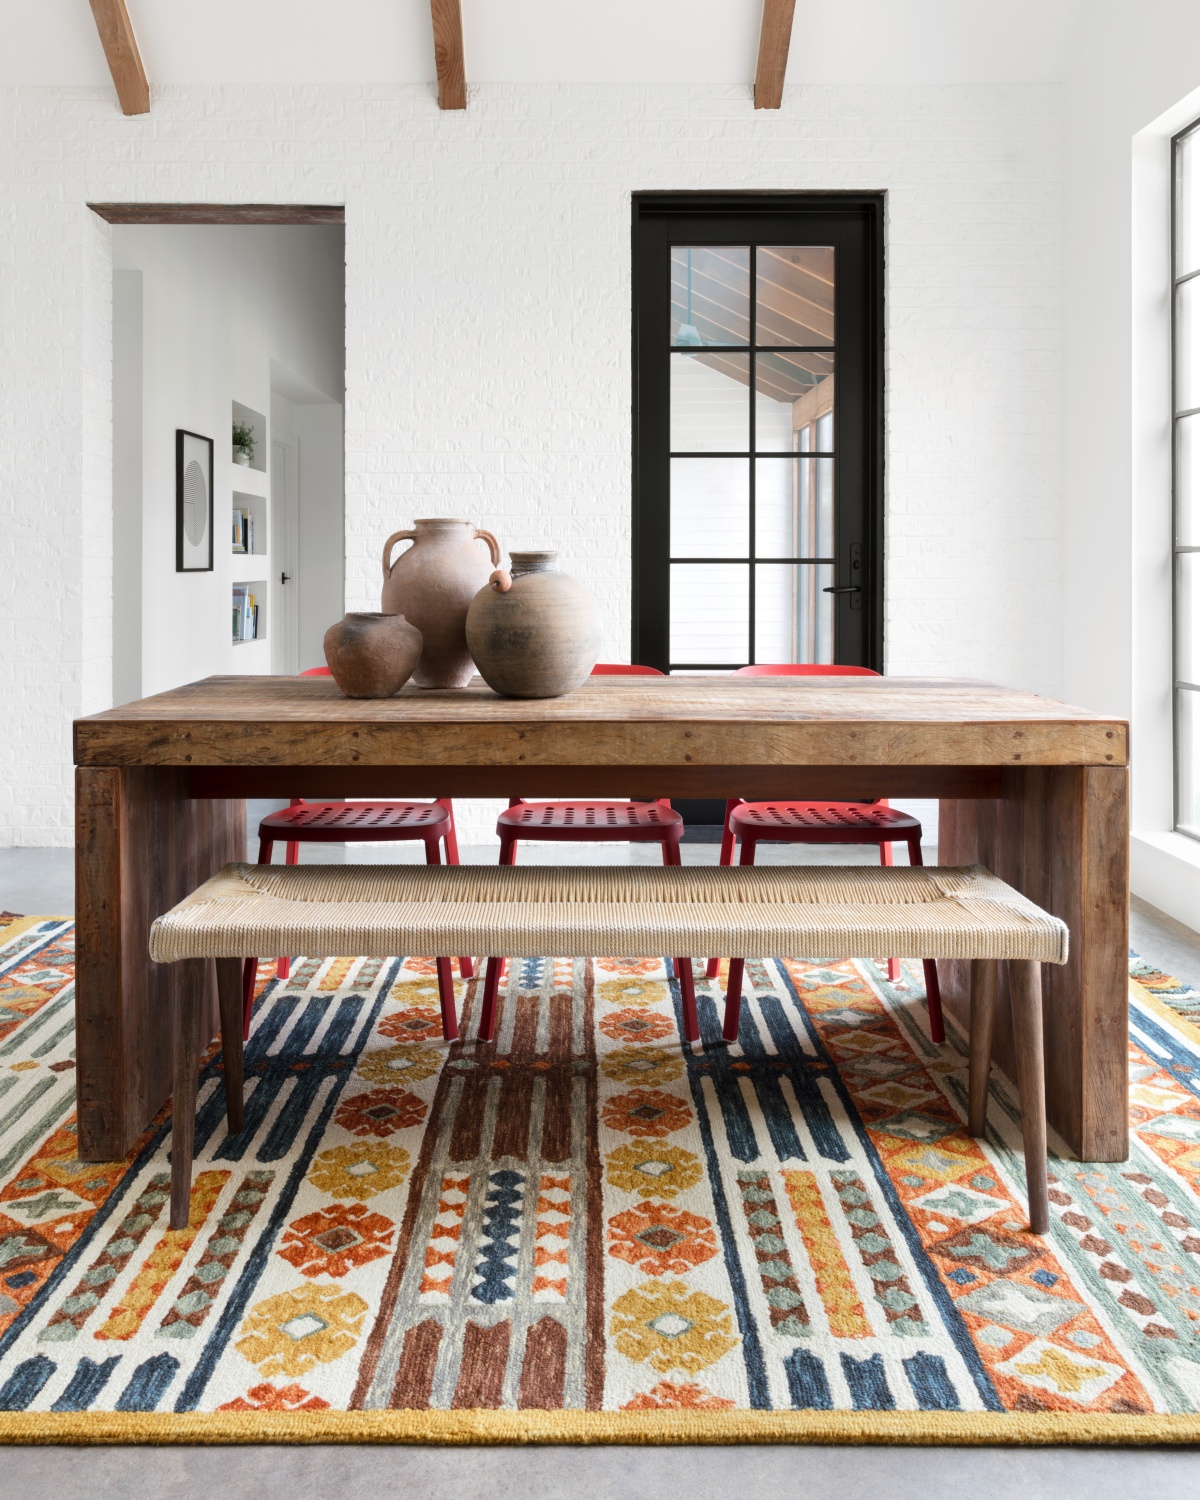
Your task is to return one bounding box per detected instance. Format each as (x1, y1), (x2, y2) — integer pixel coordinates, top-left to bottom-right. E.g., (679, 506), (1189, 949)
(0, 916), (1198, 1443)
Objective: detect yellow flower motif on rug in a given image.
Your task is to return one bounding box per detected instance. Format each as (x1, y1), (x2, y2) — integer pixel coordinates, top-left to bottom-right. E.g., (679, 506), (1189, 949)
(600, 1047), (685, 1087)
(610, 1279), (739, 1374)
(596, 978), (668, 1007)
(236, 1285), (369, 1378)
(306, 1143), (411, 1201)
(356, 1044), (442, 1085)
(604, 1143), (703, 1199)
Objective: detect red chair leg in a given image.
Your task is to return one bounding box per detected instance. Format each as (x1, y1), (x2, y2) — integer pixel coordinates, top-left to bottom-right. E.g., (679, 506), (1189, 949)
(286, 841), (299, 865)
(677, 959), (699, 1043)
(706, 955), (722, 981)
(662, 836), (681, 975)
(241, 956), (257, 1041)
(478, 956), (503, 1042)
(880, 840), (901, 982)
(499, 835), (518, 866)
(723, 957), (745, 1041)
(718, 800), (738, 866)
(435, 956), (459, 1042)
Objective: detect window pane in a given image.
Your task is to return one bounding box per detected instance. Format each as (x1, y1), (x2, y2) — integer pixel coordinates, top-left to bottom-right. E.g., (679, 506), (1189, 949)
(755, 457), (834, 558)
(1179, 552), (1200, 684)
(1177, 276), (1200, 413)
(670, 563), (748, 664)
(1178, 130), (1200, 280)
(670, 458), (749, 558)
(754, 564), (834, 664)
(1179, 415), (1200, 545)
(756, 246), (835, 346)
(671, 247), (750, 347)
(1178, 688), (1200, 835)
(755, 352), (835, 451)
(670, 352), (749, 452)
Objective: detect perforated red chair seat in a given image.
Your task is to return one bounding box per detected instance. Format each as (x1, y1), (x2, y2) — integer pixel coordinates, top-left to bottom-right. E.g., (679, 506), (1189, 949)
(258, 801), (452, 844)
(496, 800), (684, 840)
(730, 802), (922, 843)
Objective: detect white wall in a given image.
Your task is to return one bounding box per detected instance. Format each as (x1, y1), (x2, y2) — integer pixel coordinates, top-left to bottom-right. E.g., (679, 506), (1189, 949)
(110, 223), (345, 699)
(1063, 2), (1200, 928)
(0, 82), (1061, 846)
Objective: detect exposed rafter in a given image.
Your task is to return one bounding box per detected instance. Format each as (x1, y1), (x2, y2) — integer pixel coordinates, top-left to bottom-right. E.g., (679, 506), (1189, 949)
(88, 0), (149, 116)
(431, 0), (466, 110)
(754, 0), (796, 110)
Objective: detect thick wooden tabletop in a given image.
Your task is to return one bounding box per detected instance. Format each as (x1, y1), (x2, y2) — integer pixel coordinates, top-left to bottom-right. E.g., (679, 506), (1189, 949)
(74, 674), (1128, 769)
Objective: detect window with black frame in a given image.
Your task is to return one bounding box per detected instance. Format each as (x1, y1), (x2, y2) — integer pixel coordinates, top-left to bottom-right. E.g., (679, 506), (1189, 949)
(1175, 125), (1200, 839)
(632, 194), (883, 674)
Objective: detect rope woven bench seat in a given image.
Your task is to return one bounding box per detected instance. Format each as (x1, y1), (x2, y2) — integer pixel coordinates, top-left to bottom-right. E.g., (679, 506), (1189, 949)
(148, 861), (1068, 967)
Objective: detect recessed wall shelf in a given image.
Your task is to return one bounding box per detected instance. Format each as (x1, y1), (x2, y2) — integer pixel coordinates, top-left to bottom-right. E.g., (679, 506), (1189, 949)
(232, 400), (267, 473)
(232, 491), (267, 557)
(232, 581), (267, 644)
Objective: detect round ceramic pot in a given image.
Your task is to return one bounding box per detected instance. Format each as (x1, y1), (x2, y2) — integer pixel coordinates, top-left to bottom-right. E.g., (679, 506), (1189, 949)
(233, 449), (251, 466)
(323, 611), (423, 698)
(466, 550), (600, 698)
(381, 518), (501, 688)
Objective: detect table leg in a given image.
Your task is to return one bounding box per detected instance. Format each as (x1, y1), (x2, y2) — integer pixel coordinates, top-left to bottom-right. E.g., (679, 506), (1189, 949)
(939, 765), (1129, 1162)
(75, 766), (245, 1160)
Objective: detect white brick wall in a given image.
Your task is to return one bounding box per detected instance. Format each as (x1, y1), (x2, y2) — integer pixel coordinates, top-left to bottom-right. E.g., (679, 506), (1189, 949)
(0, 82), (1062, 846)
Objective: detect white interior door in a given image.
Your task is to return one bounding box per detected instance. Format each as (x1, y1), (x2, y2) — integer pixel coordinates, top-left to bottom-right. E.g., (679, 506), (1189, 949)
(272, 433), (300, 675)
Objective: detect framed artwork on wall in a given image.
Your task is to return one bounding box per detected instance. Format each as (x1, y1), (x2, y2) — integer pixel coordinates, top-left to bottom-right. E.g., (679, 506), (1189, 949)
(176, 429), (214, 572)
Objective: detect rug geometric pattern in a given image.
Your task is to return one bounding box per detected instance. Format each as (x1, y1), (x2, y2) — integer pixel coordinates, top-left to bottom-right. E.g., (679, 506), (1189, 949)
(0, 909), (1198, 1441)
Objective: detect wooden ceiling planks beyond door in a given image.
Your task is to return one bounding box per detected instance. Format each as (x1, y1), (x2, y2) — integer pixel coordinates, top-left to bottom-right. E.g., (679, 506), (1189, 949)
(88, 0), (149, 116)
(431, 0), (467, 110)
(754, 0), (797, 110)
(87, 204), (345, 225)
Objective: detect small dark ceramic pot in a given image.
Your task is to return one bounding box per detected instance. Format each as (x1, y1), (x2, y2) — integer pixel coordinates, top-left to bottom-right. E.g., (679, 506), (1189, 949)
(323, 611), (423, 698)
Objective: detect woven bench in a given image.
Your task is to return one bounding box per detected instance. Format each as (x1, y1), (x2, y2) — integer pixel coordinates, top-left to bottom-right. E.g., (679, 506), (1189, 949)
(149, 861), (1068, 1233)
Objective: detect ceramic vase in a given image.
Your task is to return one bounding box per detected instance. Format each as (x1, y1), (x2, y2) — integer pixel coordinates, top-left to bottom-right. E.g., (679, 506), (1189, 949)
(465, 550), (600, 698)
(381, 518), (502, 688)
(323, 611), (423, 698)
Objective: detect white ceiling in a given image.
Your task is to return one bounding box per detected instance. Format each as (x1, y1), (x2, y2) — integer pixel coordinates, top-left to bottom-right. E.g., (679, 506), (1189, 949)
(0, 0), (1086, 89)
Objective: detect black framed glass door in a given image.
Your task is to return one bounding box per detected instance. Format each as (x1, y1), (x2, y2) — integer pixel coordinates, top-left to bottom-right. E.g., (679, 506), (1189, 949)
(632, 193), (884, 674)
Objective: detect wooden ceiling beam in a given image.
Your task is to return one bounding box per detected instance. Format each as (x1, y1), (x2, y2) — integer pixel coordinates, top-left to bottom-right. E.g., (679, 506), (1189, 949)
(754, 0), (796, 110)
(88, 0), (150, 116)
(431, 0), (467, 110)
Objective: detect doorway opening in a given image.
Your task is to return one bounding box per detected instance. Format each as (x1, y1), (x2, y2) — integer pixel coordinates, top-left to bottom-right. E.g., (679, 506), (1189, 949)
(105, 207), (345, 703)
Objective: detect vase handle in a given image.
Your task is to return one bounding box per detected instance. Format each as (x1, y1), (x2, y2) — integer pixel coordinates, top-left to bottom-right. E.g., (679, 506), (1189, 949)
(382, 529), (417, 584)
(474, 528), (502, 567)
(489, 568), (513, 593)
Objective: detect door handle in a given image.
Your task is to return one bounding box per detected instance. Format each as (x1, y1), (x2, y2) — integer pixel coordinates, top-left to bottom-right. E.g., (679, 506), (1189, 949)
(822, 585), (860, 595)
(280, 571), (292, 585)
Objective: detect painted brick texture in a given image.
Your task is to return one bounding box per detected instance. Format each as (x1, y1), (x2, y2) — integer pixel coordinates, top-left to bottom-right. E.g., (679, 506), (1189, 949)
(0, 83), (1061, 846)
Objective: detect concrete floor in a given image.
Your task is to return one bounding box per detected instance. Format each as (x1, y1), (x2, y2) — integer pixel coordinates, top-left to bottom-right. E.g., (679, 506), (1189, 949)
(1, 840), (1198, 1493)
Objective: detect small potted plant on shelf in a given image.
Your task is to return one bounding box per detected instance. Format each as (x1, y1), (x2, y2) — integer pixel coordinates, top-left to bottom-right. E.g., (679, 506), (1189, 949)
(232, 421), (255, 467)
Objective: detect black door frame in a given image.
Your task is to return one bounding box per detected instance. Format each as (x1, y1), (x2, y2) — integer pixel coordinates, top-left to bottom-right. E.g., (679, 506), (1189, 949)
(631, 190), (885, 672)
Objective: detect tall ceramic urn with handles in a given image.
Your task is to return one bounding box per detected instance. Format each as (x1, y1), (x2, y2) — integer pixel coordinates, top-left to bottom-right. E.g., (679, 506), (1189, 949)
(381, 518), (502, 688)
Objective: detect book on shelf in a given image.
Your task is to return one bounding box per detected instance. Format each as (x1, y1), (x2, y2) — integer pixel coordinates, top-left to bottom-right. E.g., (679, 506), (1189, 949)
(232, 507), (255, 555)
(231, 586), (259, 642)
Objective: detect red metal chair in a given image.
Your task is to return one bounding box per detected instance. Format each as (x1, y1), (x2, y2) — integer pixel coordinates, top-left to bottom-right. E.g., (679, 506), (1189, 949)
(712, 663), (945, 1045)
(478, 664), (699, 1042)
(240, 666), (471, 1043)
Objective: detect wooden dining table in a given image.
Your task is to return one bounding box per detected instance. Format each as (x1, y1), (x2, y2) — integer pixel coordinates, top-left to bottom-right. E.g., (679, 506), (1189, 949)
(72, 672), (1129, 1164)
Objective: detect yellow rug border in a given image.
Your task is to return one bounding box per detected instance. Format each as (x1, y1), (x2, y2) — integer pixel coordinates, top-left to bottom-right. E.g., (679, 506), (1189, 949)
(0, 1408), (1197, 1446)
(0, 915), (67, 948)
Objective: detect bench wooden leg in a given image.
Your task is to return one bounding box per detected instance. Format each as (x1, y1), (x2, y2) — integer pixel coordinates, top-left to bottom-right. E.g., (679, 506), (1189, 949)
(1010, 959), (1050, 1236)
(216, 957), (244, 1135)
(478, 956), (503, 1042)
(170, 957), (206, 1230)
(722, 957), (745, 1042)
(677, 959), (699, 1043)
(967, 958), (998, 1136)
(436, 956), (459, 1042)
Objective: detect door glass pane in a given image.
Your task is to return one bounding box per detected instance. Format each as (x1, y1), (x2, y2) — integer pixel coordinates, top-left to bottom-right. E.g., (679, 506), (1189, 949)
(1177, 276), (1200, 413)
(755, 352), (835, 451)
(670, 563), (748, 664)
(756, 246), (835, 346)
(755, 457), (834, 558)
(754, 563), (834, 664)
(1179, 414), (1200, 545)
(1179, 131), (1200, 280)
(671, 247), (750, 347)
(670, 352), (749, 452)
(671, 458), (748, 557)
(1179, 552), (1200, 684)
(1178, 688), (1200, 836)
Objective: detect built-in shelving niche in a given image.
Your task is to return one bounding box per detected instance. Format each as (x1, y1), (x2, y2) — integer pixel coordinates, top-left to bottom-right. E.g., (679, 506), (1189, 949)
(232, 580), (267, 645)
(231, 399), (267, 474)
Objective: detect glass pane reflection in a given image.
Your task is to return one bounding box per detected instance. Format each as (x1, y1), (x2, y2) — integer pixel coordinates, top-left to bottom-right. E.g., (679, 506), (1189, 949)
(671, 247), (751, 347)
(670, 458), (749, 558)
(755, 352), (835, 451)
(755, 457), (833, 559)
(670, 352), (750, 452)
(754, 564), (835, 664)
(756, 246), (835, 346)
(670, 563), (748, 664)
